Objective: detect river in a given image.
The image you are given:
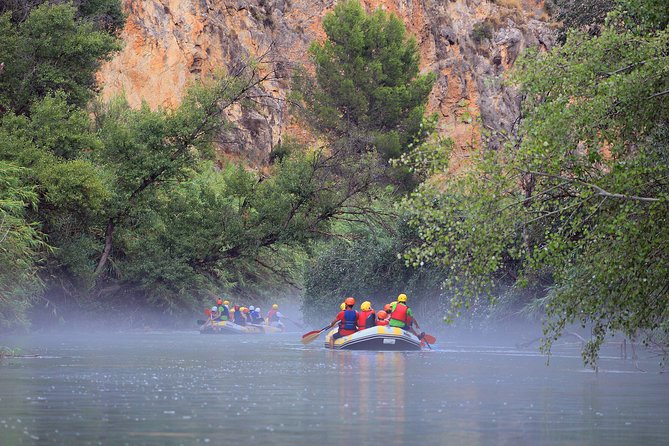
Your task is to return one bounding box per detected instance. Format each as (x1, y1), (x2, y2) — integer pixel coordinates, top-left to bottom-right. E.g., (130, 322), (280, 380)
(0, 331), (667, 445)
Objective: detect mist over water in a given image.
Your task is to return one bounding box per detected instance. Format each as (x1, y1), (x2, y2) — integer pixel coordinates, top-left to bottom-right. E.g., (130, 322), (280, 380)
(1, 325), (667, 446)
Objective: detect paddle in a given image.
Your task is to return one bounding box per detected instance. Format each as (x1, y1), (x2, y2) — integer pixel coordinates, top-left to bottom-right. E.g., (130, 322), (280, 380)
(197, 319), (207, 325)
(301, 326), (331, 345)
(418, 332), (436, 350)
(422, 333), (437, 344)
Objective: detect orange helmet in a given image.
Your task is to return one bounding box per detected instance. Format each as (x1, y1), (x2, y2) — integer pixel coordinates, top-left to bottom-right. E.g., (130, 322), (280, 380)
(384, 304), (392, 312)
(242, 307), (249, 314)
(216, 298), (222, 305)
(377, 310), (387, 319)
(344, 297), (355, 306)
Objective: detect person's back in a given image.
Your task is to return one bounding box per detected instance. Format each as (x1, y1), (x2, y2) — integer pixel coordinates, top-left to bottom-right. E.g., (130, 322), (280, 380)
(376, 310), (389, 326)
(357, 301), (376, 330)
(389, 294), (412, 329)
(233, 306), (245, 325)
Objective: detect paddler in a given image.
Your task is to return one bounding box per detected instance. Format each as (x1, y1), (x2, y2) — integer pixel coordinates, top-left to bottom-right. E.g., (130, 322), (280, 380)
(325, 297), (358, 347)
(266, 304), (285, 329)
(233, 305), (246, 325)
(357, 301), (376, 330)
(389, 293), (421, 336)
(376, 310), (389, 326)
(220, 300), (230, 321)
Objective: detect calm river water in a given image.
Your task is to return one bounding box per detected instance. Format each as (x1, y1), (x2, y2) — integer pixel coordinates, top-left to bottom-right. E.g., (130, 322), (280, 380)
(0, 331), (667, 445)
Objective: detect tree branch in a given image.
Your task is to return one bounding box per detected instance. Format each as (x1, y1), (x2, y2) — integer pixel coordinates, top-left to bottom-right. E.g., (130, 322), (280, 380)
(528, 171), (662, 203)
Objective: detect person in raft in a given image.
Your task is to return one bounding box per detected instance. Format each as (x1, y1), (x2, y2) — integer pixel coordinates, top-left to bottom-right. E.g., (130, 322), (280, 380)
(220, 300), (230, 321)
(376, 310), (389, 326)
(209, 306), (221, 322)
(266, 304), (285, 329)
(357, 301), (376, 330)
(326, 297), (358, 347)
(389, 293), (422, 336)
(233, 305), (246, 326)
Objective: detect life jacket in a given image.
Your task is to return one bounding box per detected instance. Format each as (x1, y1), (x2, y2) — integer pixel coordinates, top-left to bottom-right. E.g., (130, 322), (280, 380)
(342, 309), (357, 331)
(221, 305), (229, 318)
(234, 309), (245, 325)
(268, 309), (278, 322)
(357, 310), (375, 330)
(390, 303), (409, 327)
(377, 319), (389, 326)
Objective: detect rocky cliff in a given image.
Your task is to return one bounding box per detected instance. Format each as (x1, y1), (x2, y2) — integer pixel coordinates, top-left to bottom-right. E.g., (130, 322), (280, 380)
(98, 0), (555, 165)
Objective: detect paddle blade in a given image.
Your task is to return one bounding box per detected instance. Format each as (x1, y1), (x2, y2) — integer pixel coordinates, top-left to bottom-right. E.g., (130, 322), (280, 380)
(422, 334), (436, 344)
(301, 330), (323, 345)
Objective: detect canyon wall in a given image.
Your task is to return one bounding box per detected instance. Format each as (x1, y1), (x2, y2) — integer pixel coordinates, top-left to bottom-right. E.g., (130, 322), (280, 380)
(98, 0), (555, 165)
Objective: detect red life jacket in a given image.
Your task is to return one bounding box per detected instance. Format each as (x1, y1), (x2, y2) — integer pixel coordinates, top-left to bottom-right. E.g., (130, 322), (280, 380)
(267, 309), (278, 322)
(390, 303), (409, 325)
(377, 319), (389, 326)
(357, 310), (374, 330)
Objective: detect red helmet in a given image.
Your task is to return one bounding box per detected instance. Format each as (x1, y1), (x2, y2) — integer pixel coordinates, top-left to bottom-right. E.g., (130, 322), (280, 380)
(384, 304), (392, 312)
(344, 297), (355, 306)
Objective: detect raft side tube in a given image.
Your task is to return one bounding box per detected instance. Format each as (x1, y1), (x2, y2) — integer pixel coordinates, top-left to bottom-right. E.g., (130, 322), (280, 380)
(324, 326), (422, 351)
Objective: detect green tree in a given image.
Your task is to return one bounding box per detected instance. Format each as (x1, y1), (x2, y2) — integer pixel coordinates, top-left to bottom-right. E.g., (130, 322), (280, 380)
(0, 162), (45, 329)
(401, 0), (669, 366)
(0, 2), (122, 115)
(293, 0), (435, 176)
(302, 217), (446, 324)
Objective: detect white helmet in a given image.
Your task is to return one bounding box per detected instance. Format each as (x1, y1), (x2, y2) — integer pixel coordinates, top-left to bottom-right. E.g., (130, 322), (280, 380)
(255, 308), (260, 313)
(211, 306), (218, 312)
(249, 305), (255, 311)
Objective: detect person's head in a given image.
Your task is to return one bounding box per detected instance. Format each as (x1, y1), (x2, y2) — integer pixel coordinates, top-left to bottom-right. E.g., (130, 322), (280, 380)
(384, 303), (392, 312)
(272, 304), (279, 310)
(249, 305), (255, 311)
(234, 305), (240, 311)
(242, 307), (249, 314)
(360, 301), (371, 311)
(255, 308), (261, 314)
(397, 293), (407, 303)
(344, 297), (355, 308)
(377, 310), (387, 320)
(223, 300), (230, 306)
(216, 298), (222, 305)
(211, 306), (218, 313)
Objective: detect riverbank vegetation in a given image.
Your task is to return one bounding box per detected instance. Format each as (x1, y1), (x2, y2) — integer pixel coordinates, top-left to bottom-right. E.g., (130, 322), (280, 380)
(0, 0), (666, 366)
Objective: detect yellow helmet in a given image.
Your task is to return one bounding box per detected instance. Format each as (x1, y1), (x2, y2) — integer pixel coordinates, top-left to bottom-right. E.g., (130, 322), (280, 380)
(361, 301), (372, 311)
(340, 302), (346, 311)
(223, 300), (230, 306)
(397, 294), (407, 303)
(272, 304), (279, 310)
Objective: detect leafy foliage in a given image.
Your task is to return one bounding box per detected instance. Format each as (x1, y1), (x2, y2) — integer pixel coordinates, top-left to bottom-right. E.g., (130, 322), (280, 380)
(0, 162), (45, 329)
(0, 2), (122, 115)
(293, 0), (435, 179)
(401, 0), (669, 366)
(303, 218), (446, 324)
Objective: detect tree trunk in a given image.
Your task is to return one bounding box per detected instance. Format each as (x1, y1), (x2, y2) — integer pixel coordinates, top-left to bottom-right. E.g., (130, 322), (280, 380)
(95, 218), (114, 276)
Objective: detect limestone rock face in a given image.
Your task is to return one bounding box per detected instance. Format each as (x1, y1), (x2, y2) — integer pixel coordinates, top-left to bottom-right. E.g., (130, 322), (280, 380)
(98, 0), (555, 165)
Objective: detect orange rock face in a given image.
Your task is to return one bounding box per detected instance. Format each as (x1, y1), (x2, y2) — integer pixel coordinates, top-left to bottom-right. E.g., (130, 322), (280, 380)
(98, 0), (554, 165)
